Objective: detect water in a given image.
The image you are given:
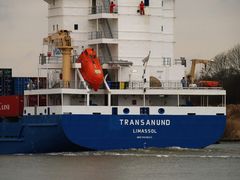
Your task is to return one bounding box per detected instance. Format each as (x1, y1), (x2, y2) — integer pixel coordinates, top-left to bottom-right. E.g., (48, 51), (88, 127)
(0, 142), (240, 180)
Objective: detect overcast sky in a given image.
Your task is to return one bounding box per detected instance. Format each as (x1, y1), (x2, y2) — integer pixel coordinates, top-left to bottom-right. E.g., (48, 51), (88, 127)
(0, 0), (240, 76)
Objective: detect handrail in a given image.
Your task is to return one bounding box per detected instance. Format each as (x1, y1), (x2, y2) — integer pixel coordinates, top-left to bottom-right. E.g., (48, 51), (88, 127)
(89, 6), (118, 14)
(88, 31), (118, 40)
(39, 55), (79, 64)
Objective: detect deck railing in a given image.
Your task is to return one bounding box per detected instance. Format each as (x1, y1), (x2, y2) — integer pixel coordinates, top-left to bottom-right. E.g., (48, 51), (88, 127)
(88, 31), (118, 40)
(39, 55), (79, 64)
(25, 78), (223, 91)
(89, 6), (118, 14)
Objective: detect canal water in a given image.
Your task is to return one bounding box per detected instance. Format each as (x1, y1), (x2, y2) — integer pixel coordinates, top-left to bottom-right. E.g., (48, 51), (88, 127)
(0, 142), (240, 180)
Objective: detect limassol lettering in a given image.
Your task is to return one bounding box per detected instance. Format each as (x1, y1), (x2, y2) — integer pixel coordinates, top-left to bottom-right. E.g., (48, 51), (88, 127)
(133, 129), (157, 134)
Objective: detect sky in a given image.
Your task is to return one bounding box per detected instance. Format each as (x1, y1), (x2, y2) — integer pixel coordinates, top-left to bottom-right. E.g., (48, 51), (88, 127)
(0, 0), (240, 76)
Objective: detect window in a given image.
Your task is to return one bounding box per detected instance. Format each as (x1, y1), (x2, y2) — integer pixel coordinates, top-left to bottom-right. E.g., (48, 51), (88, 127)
(74, 24), (78, 30)
(144, 0), (149, 6)
(162, 0), (164, 7)
(132, 100), (137, 105)
(56, 24), (59, 31)
(140, 107), (149, 115)
(53, 25), (55, 31)
(158, 108), (165, 114)
(123, 108), (130, 114)
(161, 25), (164, 32)
(163, 57), (171, 66)
(53, 0), (55, 6)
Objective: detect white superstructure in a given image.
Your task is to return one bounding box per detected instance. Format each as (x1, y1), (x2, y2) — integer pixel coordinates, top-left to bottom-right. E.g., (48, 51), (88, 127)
(21, 1), (226, 117)
(43, 0), (184, 82)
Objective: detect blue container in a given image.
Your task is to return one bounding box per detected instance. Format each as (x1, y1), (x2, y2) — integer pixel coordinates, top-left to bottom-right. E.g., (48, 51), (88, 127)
(0, 87), (3, 95)
(111, 82), (119, 89)
(13, 77), (30, 95)
(107, 81), (112, 88)
(0, 77), (13, 95)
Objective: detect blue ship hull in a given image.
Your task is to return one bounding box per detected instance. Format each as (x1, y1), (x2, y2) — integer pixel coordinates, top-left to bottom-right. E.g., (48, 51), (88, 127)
(0, 116), (89, 154)
(0, 114), (226, 154)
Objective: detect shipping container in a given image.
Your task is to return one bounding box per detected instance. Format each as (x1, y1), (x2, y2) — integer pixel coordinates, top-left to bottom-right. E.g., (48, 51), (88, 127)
(0, 76), (13, 96)
(111, 82), (119, 89)
(0, 96), (23, 117)
(107, 81), (112, 88)
(120, 82), (125, 89)
(3, 77), (13, 95)
(124, 82), (129, 89)
(0, 68), (12, 78)
(0, 78), (3, 95)
(13, 77), (30, 95)
(3, 69), (12, 77)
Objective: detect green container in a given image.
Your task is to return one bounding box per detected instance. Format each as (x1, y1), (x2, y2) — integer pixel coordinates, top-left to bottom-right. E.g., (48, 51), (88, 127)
(120, 82), (125, 89)
(0, 69), (12, 78)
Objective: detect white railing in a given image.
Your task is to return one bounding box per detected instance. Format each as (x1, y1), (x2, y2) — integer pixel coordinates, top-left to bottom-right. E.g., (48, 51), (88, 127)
(88, 31), (118, 40)
(89, 6), (118, 14)
(39, 55), (79, 65)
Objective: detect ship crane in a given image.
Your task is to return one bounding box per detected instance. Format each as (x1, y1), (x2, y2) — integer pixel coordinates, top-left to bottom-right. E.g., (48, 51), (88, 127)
(188, 59), (220, 87)
(43, 30), (73, 88)
(189, 59), (213, 84)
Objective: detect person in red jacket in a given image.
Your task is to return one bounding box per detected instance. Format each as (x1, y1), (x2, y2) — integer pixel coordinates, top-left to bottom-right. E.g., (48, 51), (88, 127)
(139, 1), (145, 15)
(110, 1), (116, 13)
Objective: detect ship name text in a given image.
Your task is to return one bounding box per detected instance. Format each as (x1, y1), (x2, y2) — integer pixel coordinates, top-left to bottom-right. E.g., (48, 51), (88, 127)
(119, 119), (171, 126)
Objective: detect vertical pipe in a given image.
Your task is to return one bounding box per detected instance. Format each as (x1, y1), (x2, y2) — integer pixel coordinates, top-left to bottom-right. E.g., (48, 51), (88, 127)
(207, 96), (209, 107)
(47, 94), (49, 106)
(108, 93), (111, 106)
(143, 94), (146, 106)
(61, 94), (64, 106)
(177, 95), (179, 106)
(97, 44), (99, 57)
(62, 48), (72, 88)
(224, 95), (226, 107)
(97, 19), (99, 31)
(87, 94), (90, 106)
(74, 69), (77, 89)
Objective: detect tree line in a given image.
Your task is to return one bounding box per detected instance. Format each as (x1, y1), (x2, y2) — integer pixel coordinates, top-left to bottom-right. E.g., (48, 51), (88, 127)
(201, 44), (240, 104)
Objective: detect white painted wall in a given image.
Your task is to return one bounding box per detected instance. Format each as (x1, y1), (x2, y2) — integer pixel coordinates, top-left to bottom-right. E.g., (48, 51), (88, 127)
(45, 0), (183, 82)
(24, 106), (226, 115)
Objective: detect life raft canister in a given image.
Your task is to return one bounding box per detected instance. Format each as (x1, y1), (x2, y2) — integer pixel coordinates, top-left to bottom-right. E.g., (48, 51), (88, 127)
(77, 48), (104, 91)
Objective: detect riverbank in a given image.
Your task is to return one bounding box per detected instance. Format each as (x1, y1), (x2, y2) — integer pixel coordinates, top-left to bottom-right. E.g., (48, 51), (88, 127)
(222, 104), (240, 141)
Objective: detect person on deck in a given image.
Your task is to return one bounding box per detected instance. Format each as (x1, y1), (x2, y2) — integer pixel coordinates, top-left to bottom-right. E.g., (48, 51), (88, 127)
(181, 77), (187, 88)
(110, 1), (116, 13)
(139, 1), (145, 15)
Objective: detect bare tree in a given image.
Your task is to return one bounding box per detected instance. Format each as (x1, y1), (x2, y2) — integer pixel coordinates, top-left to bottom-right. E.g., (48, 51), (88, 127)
(227, 44), (240, 72)
(203, 44), (240, 79)
(201, 44), (240, 104)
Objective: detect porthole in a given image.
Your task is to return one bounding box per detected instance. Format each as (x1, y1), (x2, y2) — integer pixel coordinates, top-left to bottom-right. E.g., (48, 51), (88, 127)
(123, 108), (130, 114)
(158, 108), (165, 114)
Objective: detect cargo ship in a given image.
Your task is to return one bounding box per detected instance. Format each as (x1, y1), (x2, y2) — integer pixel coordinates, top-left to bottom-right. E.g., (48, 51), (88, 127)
(0, 0), (226, 154)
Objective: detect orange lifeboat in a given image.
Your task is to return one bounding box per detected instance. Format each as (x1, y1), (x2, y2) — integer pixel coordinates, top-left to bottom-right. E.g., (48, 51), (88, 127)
(198, 80), (220, 87)
(77, 48), (104, 91)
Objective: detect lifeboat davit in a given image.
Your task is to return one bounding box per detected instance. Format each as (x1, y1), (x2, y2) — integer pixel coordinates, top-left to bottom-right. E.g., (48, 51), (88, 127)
(77, 48), (104, 91)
